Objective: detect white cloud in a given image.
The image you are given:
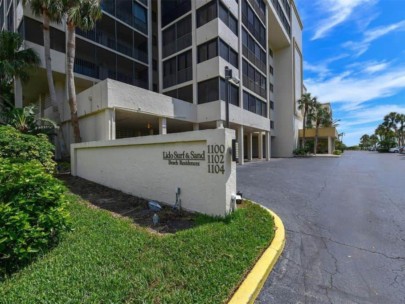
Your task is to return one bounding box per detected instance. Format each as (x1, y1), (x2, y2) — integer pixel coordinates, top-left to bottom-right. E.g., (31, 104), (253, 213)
(305, 66), (405, 107)
(363, 62), (389, 73)
(346, 60), (391, 74)
(312, 0), (376, 40)
(337, 104), (405, 146)
(304, 55), (349, 80)
(343, 20), (405, 56)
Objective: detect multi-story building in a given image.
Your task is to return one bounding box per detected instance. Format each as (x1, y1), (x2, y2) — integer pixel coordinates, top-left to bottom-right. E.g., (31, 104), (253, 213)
(1, 0), (304, 161)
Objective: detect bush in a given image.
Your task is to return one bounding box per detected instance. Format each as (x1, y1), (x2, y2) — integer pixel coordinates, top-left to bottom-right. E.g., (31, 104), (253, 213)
(333, 150), (342, 155)
(0, 158), (70, 277)
(293, 147), (309, 156)
(0, 126), (55, 172)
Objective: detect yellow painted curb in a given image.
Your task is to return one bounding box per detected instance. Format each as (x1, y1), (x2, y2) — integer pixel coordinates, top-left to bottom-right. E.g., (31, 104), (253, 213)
(228, 206), (286, 304)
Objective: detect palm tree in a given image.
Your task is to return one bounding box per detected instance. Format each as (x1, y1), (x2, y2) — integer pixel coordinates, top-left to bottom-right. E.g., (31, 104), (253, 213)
(369, 134), (378, 149)
(2, 105), (58, 135)
(297, 93), (317, 150)
(394, 113), (405, 146)
(22, 0), (64, 116)
(383, 112), (399, 146)
(64, 0), (102, 143)
(309, 102), (331, 154)
(360, 134), (370, 150)
(0, 31), (40, 110)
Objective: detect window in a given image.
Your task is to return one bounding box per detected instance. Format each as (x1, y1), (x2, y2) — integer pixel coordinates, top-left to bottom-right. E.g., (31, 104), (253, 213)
(164, 85), (193, 103)
(197, 0), (217, 28)
(218, 2), (238, 36)
(243, 58), (267, 98)
(242, 0), (266, 47)
(219, 39), (238, 68)
(243, 90), (267, 117)
(163, 50), (192, 88)
(270, 120), (274, 129)
(162, 15), (192, 58)
(270, 100), (274, 110)
(198, 78), (219, 104)
(220, 78), (239, 106)
(198, 39), (218, 63)
(270, 83), (274, 92)
(241, 28), (266, 73)
(133, 2), (147, 34)
(270, 65), (274, 75)
(162, 0), (191, 27)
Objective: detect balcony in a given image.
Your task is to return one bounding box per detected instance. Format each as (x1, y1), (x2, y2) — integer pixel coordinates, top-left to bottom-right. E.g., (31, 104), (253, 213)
(162, 33), (192, 58)
(242, 45), (266, 74)
(163, 67), (192, 88)
(243, 75), (267, 99)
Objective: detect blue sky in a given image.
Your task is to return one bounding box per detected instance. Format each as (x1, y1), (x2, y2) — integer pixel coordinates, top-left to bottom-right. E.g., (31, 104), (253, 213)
(295, 0), (405, 146)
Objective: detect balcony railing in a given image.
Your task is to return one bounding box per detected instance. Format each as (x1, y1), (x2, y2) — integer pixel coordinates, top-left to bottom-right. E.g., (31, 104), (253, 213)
(248, 0), (266, 24)
(271, 0), (291, 36)
(243, 74), (267, 99)
(74, 58), (98, 78)
(163, 67), (192, 88)
(242, 45), (266, 74)
(242, 13), (266, 48)
(162, 33), (192, 58)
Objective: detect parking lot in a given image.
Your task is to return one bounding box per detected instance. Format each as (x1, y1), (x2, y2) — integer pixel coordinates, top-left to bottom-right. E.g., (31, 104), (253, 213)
(237, 151), (405, 304)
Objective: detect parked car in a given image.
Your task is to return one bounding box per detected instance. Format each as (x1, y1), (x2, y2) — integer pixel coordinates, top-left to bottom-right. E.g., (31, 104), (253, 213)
(389, 147), (402, 153)
(400, 146), (405, 154)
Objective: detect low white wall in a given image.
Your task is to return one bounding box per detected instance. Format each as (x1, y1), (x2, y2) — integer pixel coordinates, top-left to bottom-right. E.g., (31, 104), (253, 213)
(71, 129), (236, 217)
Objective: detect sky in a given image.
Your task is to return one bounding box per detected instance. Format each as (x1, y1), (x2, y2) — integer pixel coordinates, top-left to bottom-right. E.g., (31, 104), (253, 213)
(294, 0), (405, 146)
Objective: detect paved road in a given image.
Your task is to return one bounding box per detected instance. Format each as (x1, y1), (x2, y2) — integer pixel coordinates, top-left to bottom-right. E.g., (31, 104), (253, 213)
(237, 151), (405, 304)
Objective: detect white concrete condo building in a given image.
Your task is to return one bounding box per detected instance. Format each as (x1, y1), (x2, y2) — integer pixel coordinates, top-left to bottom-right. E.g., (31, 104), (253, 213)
(2, 0), (304, 161)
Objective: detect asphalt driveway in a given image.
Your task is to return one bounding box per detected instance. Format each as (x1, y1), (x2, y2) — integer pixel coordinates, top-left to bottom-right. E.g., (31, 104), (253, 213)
(237, 151), (405, 304)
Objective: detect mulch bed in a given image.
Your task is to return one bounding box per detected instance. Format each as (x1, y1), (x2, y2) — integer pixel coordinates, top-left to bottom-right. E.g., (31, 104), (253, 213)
(58, 175), (197, 234)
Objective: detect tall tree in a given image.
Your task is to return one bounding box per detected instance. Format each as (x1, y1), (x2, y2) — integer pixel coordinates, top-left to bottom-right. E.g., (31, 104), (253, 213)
(383, 112), (399, 146)
(360, 134), (370, 150)
(22, 0), (64, 115)
(64, 0), (102, 143)
(298, 93), (317, 150)
(369, 134), (378, 149)
(309, 102), (331, 154)
(394, 113), (405, 146)
(0, 31), (40, 110)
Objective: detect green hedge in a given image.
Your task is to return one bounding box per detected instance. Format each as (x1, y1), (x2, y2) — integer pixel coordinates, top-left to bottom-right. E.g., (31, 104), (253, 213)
(0, 126), (55, 173)
(0, 158), (70, 277)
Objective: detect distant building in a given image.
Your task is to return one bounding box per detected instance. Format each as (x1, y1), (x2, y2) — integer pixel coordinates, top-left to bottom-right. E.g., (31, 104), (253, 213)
(2, 0), (304, 161)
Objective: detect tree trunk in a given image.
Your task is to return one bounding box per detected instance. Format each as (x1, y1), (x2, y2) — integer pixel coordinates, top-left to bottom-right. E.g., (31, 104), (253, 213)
(43, 13), (58, 116)
(66, 22), (81, 143)
(314, 123), (319, 154)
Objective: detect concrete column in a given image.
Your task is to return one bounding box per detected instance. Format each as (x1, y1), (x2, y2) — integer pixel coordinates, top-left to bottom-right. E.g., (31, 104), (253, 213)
(247, 132), (253, 161)
(105, 108), (116, 140)
(193, 123), (199, 131)
(258, 132), (263, 159)
(216, 120), (224, 129)
(14, 78), (23, 108)
(265, 131), (271, 161)
(238, 125), (244, 165)
(328, 137), (332, 154)
(159, 117), (167, 134)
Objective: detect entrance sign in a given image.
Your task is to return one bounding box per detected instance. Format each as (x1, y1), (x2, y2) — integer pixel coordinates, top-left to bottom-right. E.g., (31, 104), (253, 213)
(71, 129), (236, 216)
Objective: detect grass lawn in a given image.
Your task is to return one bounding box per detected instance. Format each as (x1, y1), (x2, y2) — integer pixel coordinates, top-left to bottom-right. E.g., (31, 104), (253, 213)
(0, 194), (275, 304)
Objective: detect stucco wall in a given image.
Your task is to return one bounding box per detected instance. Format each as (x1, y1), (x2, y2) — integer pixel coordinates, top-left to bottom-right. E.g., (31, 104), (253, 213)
(71, 129), (237, 217)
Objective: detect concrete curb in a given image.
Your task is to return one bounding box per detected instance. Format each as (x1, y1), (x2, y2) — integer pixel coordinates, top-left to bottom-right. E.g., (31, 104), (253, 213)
(228, 206), (286, 304)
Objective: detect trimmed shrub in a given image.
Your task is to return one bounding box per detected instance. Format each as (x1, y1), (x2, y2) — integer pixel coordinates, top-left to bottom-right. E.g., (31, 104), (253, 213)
(333, 150), (342, 155)
(0, 158), (70, 277)
(293, 147), (309, 156)
(0, 126), (55, 173)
